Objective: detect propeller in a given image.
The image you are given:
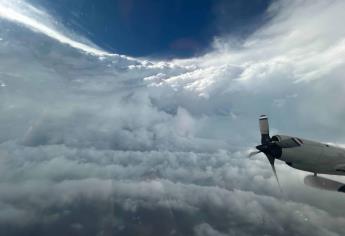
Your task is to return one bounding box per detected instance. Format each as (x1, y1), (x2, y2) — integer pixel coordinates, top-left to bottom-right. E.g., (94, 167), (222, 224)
(250, 115), (282, 186)
(250, 115), (303, 188)
(248, 150), (261, 157)
(266, 153), (280, 187)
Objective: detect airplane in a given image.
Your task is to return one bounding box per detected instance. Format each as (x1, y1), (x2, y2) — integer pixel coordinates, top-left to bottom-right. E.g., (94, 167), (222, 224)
(250, 115), (345, 185)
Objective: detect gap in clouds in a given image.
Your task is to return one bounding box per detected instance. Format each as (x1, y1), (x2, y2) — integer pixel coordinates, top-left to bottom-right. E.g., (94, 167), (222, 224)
(27, 0), (273, 58)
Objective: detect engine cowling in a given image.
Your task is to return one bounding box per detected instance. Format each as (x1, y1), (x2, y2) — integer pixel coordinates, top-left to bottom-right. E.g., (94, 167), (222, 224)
(271, 135), (303, 148)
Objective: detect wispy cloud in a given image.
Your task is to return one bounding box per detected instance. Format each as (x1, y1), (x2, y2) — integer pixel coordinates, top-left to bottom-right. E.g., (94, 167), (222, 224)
(0, 0), (113, 56)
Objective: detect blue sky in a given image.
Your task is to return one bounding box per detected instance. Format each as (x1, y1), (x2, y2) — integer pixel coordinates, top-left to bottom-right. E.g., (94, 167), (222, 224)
(32, 0), (272, 58)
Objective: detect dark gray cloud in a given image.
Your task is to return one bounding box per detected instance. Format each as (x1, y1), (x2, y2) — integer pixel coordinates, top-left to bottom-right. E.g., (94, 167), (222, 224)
(0, 0), (345, 235)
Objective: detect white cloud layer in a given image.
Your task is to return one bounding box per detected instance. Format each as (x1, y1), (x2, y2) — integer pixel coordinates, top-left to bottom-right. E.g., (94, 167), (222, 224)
(0, 0), (345, 235)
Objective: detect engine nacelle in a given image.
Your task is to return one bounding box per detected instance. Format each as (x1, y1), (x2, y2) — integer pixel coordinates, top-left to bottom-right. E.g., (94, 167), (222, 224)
(271, 135), (304, 148)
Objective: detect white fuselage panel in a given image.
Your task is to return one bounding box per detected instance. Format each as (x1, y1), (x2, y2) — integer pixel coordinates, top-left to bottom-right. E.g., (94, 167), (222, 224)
(278, 137), (345, 175)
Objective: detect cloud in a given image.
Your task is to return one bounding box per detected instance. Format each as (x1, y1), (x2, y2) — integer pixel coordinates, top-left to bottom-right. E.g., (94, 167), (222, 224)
(0, 0), (345, 235)
(194, 223), (227, 236)
(145, 0), (345, 141)
(0, 0), (134, 58)
(1, 142), (345, 235)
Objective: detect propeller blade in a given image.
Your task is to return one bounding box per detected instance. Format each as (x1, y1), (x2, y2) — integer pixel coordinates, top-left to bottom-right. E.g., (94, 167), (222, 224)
(248, 150), (261, 157)
(256, 115), (283, 190)
(266, 154), (281, 188)
(259, 115), (270, 144)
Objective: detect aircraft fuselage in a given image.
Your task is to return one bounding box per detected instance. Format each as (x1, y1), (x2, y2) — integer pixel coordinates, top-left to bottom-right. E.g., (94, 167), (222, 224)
(274, 135), (345, 175)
